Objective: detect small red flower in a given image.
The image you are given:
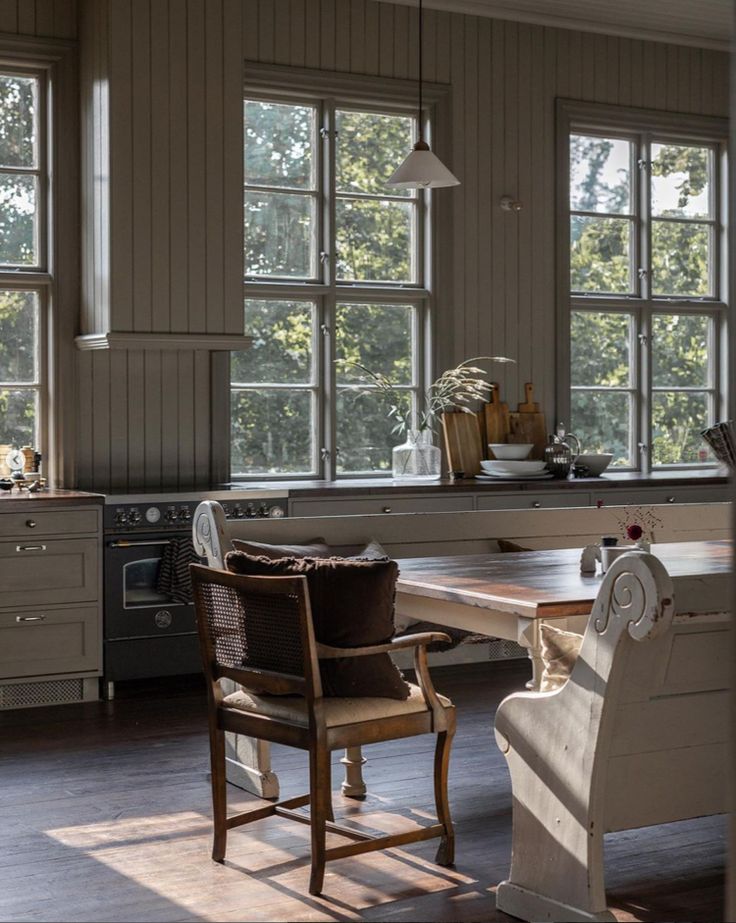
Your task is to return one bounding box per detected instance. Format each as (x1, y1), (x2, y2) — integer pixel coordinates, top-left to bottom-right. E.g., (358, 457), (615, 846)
(626, 523), (643, 541)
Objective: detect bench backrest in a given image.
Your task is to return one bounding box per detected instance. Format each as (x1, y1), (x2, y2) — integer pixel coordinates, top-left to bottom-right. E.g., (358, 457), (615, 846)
(193, 500), (731, 568)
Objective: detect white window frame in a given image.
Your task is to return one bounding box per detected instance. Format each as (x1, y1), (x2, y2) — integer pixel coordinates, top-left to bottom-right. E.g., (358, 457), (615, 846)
(233, 65), (448, 481)
(0, 62), (51, 464)
(556, 100), (729, 472)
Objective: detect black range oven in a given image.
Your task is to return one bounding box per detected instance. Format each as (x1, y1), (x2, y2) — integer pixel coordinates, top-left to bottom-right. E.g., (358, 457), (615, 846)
(103, 490), (288, 697)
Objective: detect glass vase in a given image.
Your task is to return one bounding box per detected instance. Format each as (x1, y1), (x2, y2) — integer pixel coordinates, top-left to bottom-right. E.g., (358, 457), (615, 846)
(392, 429), (442, 481)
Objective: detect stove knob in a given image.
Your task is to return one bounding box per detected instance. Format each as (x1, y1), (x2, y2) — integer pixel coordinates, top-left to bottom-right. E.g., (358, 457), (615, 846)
(114, 509), (128, 526)
(233, 505), (244, 519)
(245, 504), (256, 518)
(164, 507), (178, 523)
(221, 504), (231, 518)
(179, 507), (192, 523)
(257, 503), (269, 518)
(128, 508), (141, 525)
(269, 505), (285, 519)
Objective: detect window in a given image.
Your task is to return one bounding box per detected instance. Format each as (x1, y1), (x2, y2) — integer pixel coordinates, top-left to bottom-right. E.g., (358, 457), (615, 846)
(561, 104), (726, 470)
(234, 86), (428, 478)
(0, 70), (46, 456)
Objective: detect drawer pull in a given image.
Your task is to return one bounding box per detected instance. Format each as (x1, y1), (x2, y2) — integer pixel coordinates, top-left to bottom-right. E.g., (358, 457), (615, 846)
(531, 501), (541, 509)
(382, 506), (392, 513)
(26, 519), (37, 529)
(667, 496), (676, 503)
(16, 544), (47, 552)
(15, 615), (46, 622)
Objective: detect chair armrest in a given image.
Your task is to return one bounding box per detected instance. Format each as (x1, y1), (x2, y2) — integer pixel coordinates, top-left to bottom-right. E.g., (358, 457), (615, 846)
(316, 631), (451, 660)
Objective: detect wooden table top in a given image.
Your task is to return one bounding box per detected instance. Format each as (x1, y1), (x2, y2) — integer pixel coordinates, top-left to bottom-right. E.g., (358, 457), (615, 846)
(396, 540), (732, 618)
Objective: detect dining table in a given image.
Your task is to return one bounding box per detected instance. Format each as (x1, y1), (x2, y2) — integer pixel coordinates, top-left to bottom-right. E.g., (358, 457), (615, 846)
(394, 540), (732, 688)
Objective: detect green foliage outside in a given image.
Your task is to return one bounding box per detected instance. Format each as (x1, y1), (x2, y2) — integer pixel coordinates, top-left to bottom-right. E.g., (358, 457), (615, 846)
(237, 102), (419, 475)
(569, 135), (715, 467)
(0, 75), (37, 266)
(0, 290), (37, 448)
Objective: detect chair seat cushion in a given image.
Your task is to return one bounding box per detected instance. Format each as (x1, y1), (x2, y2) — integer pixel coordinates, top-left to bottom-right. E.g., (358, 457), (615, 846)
(539, 623), (583, 692)
(222, 682), (452, 728)
(225, 552), (410, 699)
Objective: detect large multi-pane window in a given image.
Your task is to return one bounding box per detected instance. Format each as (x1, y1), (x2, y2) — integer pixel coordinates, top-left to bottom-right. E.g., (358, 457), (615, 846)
(233, 89), (427, 478)
(0, 70), (45, 453)
(562, 104), (726, 470)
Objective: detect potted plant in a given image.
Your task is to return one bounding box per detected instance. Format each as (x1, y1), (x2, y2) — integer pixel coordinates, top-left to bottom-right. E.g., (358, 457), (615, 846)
(338, 356), (513, 480)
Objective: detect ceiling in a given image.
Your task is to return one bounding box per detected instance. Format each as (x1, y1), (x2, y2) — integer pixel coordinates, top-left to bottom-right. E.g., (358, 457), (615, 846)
(382, 0), (732, 51)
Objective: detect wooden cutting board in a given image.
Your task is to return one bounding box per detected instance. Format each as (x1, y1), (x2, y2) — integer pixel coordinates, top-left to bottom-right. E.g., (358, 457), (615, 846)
(508, 382), (547, 460)
(442, 411), (483, 477)
(484, 382), (510, 449)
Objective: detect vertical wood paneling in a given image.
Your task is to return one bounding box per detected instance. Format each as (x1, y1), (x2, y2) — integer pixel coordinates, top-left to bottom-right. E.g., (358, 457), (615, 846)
(132, 0), (152, 332)
(74, 0), (730, 490)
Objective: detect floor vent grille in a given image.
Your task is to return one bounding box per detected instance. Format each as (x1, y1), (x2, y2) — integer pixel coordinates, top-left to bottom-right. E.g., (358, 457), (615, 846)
(0, 678), (85, 709)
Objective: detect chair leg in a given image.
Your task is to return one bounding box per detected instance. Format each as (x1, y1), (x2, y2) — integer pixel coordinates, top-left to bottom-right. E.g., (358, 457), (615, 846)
(308, 745), (330, 895)
(326, 754), (335, 823)
(210, 727), (228, 862)
(433, 721), (456, 867)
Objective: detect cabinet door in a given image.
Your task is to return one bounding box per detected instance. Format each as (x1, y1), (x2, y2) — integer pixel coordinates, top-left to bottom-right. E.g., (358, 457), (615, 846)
(0, 606), (100, 678)
(290, 496), (475, 517)
(0, 539), (99, 608)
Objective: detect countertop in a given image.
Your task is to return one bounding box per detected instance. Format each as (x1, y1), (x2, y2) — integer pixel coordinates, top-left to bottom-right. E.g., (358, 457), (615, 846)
(0, 488), (104, 508)
(239, 469), (730, 498)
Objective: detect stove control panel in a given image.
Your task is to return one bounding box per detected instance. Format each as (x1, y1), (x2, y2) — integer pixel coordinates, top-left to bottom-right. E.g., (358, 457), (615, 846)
(104, 496), (288, 531)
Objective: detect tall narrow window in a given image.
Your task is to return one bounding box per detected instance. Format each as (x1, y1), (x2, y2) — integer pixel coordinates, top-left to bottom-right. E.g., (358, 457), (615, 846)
(234, 87), (428, 479)
(0, 70), (45, 454)
(562, 106), (726, 471)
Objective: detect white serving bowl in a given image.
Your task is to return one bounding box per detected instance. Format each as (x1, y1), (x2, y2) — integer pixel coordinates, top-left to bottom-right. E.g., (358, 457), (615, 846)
(481, 459), (547, 475)
(573, 453), (613, 477)
(488, 443), (533, 461)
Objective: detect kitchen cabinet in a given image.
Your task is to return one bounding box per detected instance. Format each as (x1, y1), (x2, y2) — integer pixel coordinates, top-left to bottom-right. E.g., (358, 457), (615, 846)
(0, 492), (103, 710)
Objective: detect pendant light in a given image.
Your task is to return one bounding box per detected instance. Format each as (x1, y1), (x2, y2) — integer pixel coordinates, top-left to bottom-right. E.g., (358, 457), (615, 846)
(387, 0), (460, 189)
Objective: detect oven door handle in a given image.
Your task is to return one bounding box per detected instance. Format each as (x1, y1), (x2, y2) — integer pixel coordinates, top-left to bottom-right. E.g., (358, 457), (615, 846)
(108, 540), (174, 548)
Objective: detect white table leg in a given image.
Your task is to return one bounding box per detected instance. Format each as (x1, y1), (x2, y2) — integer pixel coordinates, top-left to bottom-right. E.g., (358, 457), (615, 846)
(517, 617), (544, 690)
(220, 678), (280, 798)
(340, 746), (367, 798)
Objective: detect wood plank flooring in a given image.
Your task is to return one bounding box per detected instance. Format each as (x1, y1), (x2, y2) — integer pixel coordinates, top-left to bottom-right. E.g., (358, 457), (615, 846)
(0, 662), (725, 922)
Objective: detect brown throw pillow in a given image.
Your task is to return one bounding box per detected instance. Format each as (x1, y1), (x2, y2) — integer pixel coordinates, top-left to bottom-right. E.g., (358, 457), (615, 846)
(231, 538), (331, 559)
(497, 538), (533, 553)
(225, 552), (410, 700)
(539, 624), (583, 692)
(230, 537), (389, 561)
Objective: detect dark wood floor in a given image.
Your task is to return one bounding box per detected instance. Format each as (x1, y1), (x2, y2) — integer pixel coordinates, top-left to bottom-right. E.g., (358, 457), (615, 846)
(0, 661), (725, 922)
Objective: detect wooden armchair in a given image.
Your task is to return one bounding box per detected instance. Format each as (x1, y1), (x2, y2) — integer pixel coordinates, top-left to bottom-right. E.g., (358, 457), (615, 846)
(190, 563), (456, 895)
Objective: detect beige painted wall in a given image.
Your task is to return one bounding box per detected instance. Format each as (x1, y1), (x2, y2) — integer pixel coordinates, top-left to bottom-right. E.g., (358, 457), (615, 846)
(0, 0), (728, 490)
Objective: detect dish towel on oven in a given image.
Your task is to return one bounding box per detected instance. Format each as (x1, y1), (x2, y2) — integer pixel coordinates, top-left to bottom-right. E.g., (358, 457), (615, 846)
(156, 537), (200, 604)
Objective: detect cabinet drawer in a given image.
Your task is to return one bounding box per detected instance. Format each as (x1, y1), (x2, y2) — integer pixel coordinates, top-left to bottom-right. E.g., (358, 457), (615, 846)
(588, 487), (731, 507)
(0, 538), (99, 608)
(290, 496), (475, 517)
(0, 606), (100, 679)
(0, 508), (99, 538)
(476, 492), (591, 511)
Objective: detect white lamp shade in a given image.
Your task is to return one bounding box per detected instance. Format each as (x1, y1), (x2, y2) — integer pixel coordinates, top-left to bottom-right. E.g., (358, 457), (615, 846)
(387, 146), (460, 189)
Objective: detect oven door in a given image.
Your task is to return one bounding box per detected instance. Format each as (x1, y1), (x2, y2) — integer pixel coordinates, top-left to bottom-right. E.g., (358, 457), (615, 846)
(105, 536), (197, 639)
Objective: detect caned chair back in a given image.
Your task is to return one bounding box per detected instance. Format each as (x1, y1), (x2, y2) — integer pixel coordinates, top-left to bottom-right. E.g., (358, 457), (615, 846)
(190, 564), (322, 700)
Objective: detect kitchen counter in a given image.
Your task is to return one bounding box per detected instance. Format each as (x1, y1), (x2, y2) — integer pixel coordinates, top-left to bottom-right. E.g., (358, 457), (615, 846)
(0, 488), (104, 509)
(236, 469), (730, 498)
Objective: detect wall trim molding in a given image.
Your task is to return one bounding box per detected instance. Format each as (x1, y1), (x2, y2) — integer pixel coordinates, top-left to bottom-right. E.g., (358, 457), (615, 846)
(74, 333), (253, 351)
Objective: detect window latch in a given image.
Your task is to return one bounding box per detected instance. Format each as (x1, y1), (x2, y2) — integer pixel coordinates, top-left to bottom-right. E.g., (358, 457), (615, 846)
(637, 267), (647, 279)
(320, 323), (331, 336)
(637, 158), (650, 170)
(319, 251), (330, 265)
(637, 442), (649, 454)
(320, 448), (331, 461)
(319, 128), (338, 139)
(638, 333), (648, 346)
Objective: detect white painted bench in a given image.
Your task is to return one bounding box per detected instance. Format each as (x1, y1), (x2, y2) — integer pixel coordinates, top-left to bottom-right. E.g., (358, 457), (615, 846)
(494, 551), (730, 922)
(192, 501), (730, 799)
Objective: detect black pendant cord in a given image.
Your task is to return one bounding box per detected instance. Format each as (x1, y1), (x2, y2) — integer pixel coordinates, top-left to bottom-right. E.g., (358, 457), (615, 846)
(418, 0), (423, 143)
